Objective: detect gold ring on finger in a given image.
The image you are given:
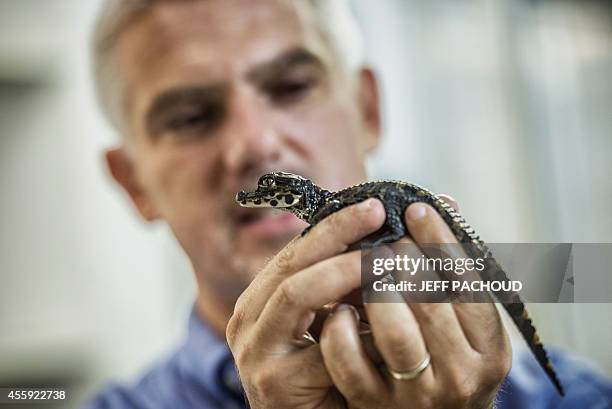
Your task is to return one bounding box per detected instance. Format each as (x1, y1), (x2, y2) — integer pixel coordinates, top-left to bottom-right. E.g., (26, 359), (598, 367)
(386, 352), (431, 381)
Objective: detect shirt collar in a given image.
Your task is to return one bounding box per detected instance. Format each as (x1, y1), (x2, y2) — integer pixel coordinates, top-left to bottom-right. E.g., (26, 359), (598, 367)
(177, 308), (244, 404)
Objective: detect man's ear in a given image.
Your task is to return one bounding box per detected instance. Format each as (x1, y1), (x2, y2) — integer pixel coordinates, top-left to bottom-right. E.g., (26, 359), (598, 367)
(105, 147), (160, 221)
(357, 67), (382, 153)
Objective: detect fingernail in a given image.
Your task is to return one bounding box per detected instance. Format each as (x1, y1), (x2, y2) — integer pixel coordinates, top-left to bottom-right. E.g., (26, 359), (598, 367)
(334, 304), (361, 322)
(406, 203), (427, 221)
(358, 199), (374, 212)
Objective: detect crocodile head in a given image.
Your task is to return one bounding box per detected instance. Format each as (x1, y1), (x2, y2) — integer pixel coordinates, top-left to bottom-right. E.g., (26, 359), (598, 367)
(235, 172), (323, 222)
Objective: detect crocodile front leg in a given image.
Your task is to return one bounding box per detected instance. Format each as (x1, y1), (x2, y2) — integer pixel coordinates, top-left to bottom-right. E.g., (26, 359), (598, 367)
(301, 199), (345, 236)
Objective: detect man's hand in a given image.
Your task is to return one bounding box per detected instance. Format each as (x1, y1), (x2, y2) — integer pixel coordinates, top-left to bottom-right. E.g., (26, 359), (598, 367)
(227, 199), (387, 408)
(319, 201), (512, 409)
(227, 198), (512, 409)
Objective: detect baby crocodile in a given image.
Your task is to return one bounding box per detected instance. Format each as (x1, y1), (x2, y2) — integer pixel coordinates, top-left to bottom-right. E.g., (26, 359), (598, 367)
(236, 171), (564, 395)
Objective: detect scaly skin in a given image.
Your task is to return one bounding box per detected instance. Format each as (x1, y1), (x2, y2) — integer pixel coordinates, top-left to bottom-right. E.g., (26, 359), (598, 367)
(236, 172), (564, 396)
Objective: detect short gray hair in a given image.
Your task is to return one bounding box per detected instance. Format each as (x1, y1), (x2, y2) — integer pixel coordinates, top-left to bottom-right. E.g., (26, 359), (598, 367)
(91, 0), (364, 133)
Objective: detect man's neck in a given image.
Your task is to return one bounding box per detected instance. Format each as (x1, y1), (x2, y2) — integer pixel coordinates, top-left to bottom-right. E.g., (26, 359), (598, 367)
(195, 285), (234, 340)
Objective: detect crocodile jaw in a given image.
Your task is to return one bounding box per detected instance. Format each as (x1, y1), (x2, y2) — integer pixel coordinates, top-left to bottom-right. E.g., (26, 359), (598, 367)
(236, 190), (303, 209)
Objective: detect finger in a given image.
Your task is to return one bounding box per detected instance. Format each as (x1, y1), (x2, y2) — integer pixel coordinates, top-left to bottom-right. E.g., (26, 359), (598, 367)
(364, 297), (435, 393)
(320, 304), (388, 407)
(359, 329), (384, 366)
(237, 199), (385, 323)
(385, 236), (449, 303)
(403, 202), (469, 296)
(404, 202), (458, 245)
(243, 344), (335, 399)
(438, 194), (459, 212)
(445, 264), (503, 347)
(408, 303), (475, 373)
(404, 203), (507, 353)
(404, 203), (476, 353)
(282, 344), (335, 389)
(452, 303), (508, 354)
(254, 250), (363, 345)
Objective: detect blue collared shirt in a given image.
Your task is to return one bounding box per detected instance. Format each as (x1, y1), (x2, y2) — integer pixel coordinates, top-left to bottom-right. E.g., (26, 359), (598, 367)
(85, 311), (612, 409)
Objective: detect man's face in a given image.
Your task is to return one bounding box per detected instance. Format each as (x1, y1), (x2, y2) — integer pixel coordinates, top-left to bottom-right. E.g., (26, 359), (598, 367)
(110, 0), (379, 296)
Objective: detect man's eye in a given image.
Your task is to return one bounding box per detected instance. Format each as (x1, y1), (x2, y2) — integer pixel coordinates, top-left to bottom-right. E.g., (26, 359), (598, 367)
(268, 78), (315, 104)
(167, 106), (223, 133)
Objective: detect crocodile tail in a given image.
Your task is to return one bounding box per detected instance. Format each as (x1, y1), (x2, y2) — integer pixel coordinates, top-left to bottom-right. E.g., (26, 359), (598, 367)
(503, 299), (565, 396)
(435, 203), (565, 396)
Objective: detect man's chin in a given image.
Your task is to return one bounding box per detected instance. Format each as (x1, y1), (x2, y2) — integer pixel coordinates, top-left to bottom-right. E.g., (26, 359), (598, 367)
(242, 211), (305, 234)
(240, 231), (297, 258)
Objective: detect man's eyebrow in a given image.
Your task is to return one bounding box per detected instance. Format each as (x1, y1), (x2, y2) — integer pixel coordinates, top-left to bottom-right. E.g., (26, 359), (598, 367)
(246, 47), (326, 84)
(145, 84), (225, 135)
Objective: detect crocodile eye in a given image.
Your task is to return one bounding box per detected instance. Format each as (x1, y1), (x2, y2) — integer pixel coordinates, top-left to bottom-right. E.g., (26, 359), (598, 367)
(260, 177), (275, 188)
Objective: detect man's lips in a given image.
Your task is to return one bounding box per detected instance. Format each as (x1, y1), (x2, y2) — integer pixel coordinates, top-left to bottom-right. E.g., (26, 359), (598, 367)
(236, 208), (306, 238)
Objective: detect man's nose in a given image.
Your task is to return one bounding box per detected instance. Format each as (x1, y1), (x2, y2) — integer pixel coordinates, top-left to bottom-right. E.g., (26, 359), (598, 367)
(221, 90), (281, 175)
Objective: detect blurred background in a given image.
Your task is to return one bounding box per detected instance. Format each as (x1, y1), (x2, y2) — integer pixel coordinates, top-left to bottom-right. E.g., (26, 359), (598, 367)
(0, 0), (611, 407)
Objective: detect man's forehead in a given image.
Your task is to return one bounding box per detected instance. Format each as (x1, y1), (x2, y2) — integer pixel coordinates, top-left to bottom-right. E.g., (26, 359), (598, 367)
(113, 0), (333, 128)
(129, 0), (302, 44)
(116, 0), (329, 85)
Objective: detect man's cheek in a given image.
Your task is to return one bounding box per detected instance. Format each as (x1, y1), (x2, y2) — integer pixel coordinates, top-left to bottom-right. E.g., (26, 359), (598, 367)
(298, 101), (359, 151)
(153, 156), (201, 195)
